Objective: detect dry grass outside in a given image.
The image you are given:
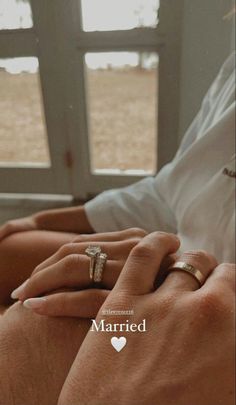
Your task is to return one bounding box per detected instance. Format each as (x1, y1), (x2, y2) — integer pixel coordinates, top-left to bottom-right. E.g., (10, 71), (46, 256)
(0, 68), (158, 172)
(0, 70), (50, 164)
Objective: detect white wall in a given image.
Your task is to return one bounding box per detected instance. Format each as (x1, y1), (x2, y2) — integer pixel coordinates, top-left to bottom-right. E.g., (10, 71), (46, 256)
(178, 0), (234, 139)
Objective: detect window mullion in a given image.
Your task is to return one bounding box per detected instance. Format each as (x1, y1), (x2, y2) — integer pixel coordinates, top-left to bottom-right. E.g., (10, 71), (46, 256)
(77, 28), (165, 52)
(30, 0), (73, 194)
(157, 0), (184, 167)
(0, 29), (37, 58)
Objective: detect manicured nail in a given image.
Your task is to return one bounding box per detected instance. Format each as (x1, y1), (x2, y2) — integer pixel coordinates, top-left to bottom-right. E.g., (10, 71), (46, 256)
(23, 297), (46, 309)
(11, 279), (29, 299)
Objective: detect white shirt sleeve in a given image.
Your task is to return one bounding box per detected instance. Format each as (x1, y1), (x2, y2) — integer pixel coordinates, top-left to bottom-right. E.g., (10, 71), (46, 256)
(85, 175), (177, 233)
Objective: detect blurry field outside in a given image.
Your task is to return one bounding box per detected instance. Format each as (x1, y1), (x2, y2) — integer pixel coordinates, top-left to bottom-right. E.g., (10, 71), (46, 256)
(0, 67), (158, 172)
(0, 69), (50, 164)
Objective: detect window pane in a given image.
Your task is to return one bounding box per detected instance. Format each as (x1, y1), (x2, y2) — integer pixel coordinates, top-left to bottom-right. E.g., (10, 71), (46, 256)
(0, 57), (50, 165)
(85, 52), (158, 174)
(0, 0), (33, 30)
(81, 0), (159, 32)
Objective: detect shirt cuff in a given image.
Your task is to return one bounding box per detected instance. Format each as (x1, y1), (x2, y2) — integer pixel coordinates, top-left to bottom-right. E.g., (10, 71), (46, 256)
(85, 190), (120, 233)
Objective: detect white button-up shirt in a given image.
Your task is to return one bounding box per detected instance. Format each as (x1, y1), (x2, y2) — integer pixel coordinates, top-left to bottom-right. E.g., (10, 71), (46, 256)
(85, 53), (235, 263)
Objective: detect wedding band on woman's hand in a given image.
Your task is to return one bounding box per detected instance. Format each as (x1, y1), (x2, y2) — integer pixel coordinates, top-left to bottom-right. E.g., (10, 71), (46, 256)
(94, 253), (108, 283)
(85, 246), (107, 283)
(85, 246), (101, 280)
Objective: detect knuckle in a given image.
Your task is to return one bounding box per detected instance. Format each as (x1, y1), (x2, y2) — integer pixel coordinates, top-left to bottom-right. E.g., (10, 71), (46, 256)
(214, 263), (236, 288)
(152, 231), (176, 244)
(131, 243), (155, 261)
(129, 227), (148, 238)
(59, 243), (75, 257)
(184, 249), (209, 260)
(217, 263), (236, 272)
(183, 250), (217, 266)
(65, 254), (81, 268)
(195, 290), (228, 317)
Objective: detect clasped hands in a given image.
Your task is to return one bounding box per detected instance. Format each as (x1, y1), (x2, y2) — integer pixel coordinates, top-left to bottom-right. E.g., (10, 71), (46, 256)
(11, 229), (235, 405)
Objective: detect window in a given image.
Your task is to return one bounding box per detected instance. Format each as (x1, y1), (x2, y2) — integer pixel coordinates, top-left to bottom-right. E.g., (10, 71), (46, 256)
(81, 0), (159, 31)
(0, 57), (50, 165)
(0, 0), (183, 199)
(0, 0), (71, 194)
(85, 51), (158, 174)
(0, 0), (33, 29)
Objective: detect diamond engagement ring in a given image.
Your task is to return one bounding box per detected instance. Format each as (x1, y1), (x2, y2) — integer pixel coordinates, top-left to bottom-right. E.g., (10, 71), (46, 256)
(85, 246), (102, 280)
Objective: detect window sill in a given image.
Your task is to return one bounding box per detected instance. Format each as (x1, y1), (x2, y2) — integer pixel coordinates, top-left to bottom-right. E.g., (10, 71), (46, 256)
(0, 193), (74, 224)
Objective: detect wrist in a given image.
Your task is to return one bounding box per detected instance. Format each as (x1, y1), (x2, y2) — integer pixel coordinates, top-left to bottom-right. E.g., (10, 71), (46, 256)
(76, 206), (94, 233)
(33, 211), (48, 230)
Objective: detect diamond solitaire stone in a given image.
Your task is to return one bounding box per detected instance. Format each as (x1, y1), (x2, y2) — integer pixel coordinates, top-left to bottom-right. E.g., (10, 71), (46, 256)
(85, 246), (101, 258)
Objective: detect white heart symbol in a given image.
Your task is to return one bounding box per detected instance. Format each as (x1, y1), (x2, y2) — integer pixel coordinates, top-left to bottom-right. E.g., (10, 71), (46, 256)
(111, 337), (127, 352)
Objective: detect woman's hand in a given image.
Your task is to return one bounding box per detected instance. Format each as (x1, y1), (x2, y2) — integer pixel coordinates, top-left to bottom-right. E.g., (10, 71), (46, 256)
(58, 232), (235, 405)
(0, 216), (37, 241)
(11, 228), (148, 317)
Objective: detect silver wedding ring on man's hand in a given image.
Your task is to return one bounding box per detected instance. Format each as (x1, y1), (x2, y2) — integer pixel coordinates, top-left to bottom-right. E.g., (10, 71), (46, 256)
(168, 261), (205, 286)
(85, 246), (108, 283)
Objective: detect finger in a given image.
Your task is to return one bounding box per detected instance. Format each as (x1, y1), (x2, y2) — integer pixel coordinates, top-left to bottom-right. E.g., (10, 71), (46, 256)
(0, 219), (34, 241)
(23, 289), (109, 318)
(154, 253), (178, 288)
(159, 250), (217, 293)
(14, 255), (121, 300)
(200, 263), (236, 294)
(115, 232), (180, 295)
(33, 239), (140, 274)
(73, 228), (147, 243)
(0, 224), (11, 240)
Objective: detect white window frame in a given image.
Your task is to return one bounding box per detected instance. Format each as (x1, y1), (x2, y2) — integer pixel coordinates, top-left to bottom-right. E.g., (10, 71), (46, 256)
(68, 0), (184, 199)
(0, 1), (73, 194)
(0, 0), (183, 200)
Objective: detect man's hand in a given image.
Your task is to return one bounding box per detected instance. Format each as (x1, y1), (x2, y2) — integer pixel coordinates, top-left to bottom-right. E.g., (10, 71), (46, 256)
(58, 232), (235, 405)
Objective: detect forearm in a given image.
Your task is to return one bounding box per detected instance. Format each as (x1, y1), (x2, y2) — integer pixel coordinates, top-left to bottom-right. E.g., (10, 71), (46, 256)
(34, 205), (94, 234)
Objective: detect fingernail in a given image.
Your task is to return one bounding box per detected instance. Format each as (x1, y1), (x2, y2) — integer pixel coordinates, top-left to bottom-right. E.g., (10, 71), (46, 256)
(23, 297), (46, 309)
(11, 279), (29, 299)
